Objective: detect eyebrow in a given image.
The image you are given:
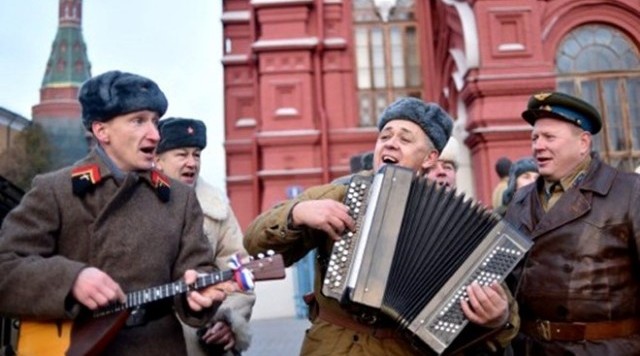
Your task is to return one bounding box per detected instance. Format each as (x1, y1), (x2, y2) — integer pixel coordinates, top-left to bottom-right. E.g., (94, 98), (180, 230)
(382, 126), (416, 137)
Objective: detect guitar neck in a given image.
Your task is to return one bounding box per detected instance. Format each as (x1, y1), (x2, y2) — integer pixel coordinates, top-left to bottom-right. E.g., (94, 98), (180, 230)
(94, 269), (234, 317)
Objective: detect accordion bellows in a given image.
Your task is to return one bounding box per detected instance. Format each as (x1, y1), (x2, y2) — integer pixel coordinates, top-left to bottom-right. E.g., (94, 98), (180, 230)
(322, 165), (532, 354)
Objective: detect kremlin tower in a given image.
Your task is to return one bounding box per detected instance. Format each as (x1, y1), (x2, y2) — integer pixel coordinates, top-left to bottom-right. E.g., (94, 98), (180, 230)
(32, 0), (91, 168)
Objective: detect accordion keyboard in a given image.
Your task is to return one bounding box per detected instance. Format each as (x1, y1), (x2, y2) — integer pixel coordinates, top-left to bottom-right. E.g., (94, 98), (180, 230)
(322, 176), (371, 301)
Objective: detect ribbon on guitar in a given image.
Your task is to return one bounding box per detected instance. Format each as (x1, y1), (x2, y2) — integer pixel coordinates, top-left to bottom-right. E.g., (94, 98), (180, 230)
(227, 253), (255, 291)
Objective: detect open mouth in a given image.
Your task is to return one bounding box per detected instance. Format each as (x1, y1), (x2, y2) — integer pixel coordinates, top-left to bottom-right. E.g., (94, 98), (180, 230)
(537, 157), (551, 165)
(141, 147), (155, 155)
(182, 172), (196, 179)
(382, 155), (398, 164)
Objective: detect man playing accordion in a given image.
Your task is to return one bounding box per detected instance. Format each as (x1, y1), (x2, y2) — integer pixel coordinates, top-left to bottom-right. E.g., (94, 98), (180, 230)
(244, 97), (519, 355)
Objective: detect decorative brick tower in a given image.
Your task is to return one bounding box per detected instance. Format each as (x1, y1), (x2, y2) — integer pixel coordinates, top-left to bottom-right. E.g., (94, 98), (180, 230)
(32, 0), (91, 168)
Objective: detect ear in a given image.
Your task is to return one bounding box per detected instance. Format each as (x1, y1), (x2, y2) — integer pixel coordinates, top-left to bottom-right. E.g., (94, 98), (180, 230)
(154, 155), (164, 171)
(579, 131), (592, 155)
(91, 121), (109, 144)
(420, 149), (439, 174)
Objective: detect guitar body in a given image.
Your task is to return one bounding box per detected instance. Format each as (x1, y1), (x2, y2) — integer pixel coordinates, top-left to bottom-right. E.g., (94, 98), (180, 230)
(17, 311), (129, 356)
(17, 320), (71, 356)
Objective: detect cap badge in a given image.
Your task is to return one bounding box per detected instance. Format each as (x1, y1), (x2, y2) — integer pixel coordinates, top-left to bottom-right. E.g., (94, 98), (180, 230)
(187, 126), (194, 135)
(534, 93), (552, 101)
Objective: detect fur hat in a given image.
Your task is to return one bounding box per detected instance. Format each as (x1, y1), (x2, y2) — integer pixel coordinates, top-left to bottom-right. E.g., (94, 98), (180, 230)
(377, 97), (453, 153)
(78, 70), (168, 130)
(156, 117), (207, 154)
(502, 157), (538, 206)
(495, 157), (512, 179)
(522, 91), (602, 134)
(438, 137), (460, 169)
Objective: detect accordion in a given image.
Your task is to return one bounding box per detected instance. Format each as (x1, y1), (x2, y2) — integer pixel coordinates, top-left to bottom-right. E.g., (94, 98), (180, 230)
(322, 165), (532, 354)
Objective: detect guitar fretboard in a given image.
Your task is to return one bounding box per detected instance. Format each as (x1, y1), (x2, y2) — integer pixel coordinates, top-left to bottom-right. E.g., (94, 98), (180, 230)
(94, 270), (234, 317)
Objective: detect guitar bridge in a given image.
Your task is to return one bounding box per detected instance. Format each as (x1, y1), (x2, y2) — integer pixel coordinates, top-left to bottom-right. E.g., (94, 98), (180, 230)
(125, 307), (147, 328)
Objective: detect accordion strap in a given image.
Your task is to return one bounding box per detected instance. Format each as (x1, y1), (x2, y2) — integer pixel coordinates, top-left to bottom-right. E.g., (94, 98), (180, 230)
(317, 307), (398, 339)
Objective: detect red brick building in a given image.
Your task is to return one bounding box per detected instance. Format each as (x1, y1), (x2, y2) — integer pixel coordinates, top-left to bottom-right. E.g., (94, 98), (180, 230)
(222, 0), (640, 229)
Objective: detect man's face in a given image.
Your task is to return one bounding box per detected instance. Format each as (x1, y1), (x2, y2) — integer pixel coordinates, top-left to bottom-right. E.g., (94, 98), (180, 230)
(516, 171), (539, 190)
(531, 118), (590, 181)
(426, 160), (457, 190)
(92, 110), (160, 172)
(155, 147), (202, 187)
(373, 119), (438, 174)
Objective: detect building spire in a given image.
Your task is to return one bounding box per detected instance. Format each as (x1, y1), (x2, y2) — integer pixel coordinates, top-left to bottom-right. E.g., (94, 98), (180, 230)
(41, 0), (91, 87)
(32, 0), (91, 169)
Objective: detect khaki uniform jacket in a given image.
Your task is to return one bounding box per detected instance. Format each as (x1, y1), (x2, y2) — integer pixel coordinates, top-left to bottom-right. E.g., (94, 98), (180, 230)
(504, 156), (640, 355)
(182, 178), (256, 355)
(0, 149), (216, 356)
(244, 173), (518, 355)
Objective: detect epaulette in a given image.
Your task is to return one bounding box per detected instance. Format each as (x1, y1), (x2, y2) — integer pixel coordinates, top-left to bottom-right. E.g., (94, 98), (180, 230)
(151, 170), (171, 203)
(72, 164), (102, 196)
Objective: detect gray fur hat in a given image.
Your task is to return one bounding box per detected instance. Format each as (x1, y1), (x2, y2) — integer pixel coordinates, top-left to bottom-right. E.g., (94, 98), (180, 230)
(502, 157), (538, 206)
(78, 70), (168, 130)
(156, 117), (207, 154)
(377, 97), (453, 153)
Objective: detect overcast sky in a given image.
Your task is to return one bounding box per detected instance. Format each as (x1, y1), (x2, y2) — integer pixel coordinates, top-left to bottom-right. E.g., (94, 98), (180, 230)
(0, 1), (226, 189)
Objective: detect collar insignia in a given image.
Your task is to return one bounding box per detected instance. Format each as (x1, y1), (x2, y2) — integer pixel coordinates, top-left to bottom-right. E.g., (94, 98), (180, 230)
(151, 170), (171, 203)
(71, 164), (102, 196)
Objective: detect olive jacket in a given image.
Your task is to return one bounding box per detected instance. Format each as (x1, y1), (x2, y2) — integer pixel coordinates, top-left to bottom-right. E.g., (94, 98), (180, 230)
(244, 172), (519, 355)
(504, 155), (640, 354)
(0, 149), (216, 355)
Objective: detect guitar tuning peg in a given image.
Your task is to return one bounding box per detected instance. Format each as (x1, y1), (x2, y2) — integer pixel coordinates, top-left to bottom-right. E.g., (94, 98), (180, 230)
(266, 250), (275, 256)
(257, 253), (265, 259)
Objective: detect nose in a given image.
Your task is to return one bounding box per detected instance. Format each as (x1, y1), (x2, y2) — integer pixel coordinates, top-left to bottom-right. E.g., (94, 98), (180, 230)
(384, 136), (400, 149)
(148, 123), (160, 142)
(185, 155), (197, 167)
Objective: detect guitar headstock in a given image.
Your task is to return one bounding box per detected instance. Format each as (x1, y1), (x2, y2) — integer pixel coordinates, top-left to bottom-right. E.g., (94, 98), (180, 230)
(243, 253), (286, 281)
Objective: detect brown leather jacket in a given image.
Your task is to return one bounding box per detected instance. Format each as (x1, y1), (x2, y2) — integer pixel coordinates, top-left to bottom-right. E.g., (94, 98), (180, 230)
(504, 155), (640, 354)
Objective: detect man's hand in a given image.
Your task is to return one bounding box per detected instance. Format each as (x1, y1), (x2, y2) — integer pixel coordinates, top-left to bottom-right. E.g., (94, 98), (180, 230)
(184, 270), (237, 312)
(291, 199), (355, 241)
(200, 321), (236, 351)
(71, 267), (126, 310)
(460, 281), (509, 328)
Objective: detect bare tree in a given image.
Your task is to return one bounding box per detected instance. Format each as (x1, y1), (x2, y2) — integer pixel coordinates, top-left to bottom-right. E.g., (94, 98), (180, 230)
(0, 124), (53, 190)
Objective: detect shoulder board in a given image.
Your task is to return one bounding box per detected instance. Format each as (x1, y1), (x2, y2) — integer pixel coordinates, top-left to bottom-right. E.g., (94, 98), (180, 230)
(71, 164), (102, 196)
(151, 170), (171, 203)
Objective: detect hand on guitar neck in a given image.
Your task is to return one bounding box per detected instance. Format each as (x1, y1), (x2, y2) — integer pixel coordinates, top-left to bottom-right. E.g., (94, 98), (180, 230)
(18, 253), (285, 356)
(71, 265), (236, 313)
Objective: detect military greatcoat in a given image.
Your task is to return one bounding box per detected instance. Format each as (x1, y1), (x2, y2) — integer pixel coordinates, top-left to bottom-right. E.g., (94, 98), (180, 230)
(0, 149), (216, 355)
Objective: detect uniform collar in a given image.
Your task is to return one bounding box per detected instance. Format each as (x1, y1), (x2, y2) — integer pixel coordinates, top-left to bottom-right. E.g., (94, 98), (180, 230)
(71, 148), (171, 202)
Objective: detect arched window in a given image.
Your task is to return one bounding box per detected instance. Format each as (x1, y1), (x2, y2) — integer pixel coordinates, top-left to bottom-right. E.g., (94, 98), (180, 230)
(353, 0), (421, 126)
(556, 25), (640, 171)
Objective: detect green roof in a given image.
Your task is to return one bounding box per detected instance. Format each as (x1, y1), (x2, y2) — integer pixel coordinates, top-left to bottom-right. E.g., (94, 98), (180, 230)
(41, 26), (91, 87)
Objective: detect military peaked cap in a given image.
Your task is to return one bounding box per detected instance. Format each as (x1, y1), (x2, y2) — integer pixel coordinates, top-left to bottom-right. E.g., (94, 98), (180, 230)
(521, 92), (602, 134)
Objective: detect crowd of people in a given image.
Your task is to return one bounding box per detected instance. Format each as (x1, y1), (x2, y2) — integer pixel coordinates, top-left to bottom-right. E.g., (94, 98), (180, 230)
(1, 69), (639, 356)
